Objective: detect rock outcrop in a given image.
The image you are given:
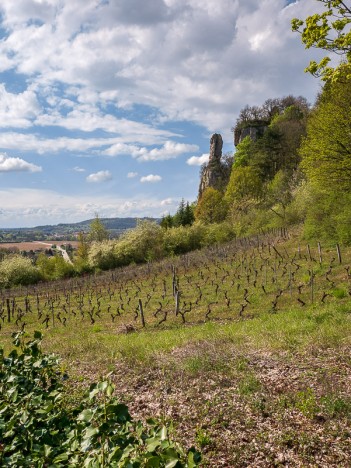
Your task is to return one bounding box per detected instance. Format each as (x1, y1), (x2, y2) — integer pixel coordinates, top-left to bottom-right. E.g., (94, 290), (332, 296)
(198, 133), (225, 199)
(234, 125), (267, 146)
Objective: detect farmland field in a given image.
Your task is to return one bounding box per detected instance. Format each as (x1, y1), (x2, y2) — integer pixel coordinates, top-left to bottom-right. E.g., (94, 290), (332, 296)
(0, 240), (79, 250)
(1, 231), (351, 466)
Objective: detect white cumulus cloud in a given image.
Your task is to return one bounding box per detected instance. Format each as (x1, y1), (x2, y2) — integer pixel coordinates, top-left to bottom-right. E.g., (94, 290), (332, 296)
(0, 153), (42, 172)
(86, 170), (112, 183)
(127, 171), (138, 178)
(140, 174), (162, 183)
(133, 141), (199, 162)
(187, 153), (210, 166)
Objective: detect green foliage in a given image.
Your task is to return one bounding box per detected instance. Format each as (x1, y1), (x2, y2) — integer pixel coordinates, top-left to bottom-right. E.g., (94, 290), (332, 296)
(200, 222), (235, 246)
(225, 166), (262, 205)
(303, 188), (351, 243)
(0, 255), (41, 288)
(173, 199), (195, 227)
(88, 239), (119, 270)
(88, 220), (165, 269)
(300, 76), (351, 190)
(36, 253), (75, 281)
(89, 214), (110, 242)
(0, 331), (201, 467)
(161, 200), (195, 229)
(292, 0), (351, 81)
(160, 213), (174, 229)
(75, 231), (90, 271)
(195, 188), (228, 224)
(234, 96), (309, 132)
(295, 388), (319, 418)
(162, 224), (205, 256)
(195, 429), (212, 449)
(299, 75), (351, 244)
(233, 136), (252, 168)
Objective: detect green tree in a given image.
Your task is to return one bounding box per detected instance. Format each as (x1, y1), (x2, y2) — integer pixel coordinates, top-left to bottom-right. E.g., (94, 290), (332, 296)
(173, 199), (195, 227)
(299, 74), (351, 243)
(299, 75), (351, 189)
(88, 214), (109, 242)
(173, 199), (186, 226)
(160, 213), (174, 229)
(225, 166), (262, 204)
(75, 231), (89, 266)
(195, 188), (228, 224)
(265, 170), (297, 222)
(183, 201), (195, 226)
(233, 136), (252, 168)
(292, 1), (351, 81)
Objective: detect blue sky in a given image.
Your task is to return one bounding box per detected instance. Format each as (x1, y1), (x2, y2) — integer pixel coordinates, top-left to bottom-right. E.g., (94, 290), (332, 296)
(0, 0), (326, 228)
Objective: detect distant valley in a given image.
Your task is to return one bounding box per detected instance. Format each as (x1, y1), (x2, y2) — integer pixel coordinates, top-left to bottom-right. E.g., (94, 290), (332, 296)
(0, 217), (160, 243)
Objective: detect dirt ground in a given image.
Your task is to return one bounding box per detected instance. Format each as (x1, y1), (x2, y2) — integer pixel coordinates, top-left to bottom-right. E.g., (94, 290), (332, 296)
(71, 342), (351, 467)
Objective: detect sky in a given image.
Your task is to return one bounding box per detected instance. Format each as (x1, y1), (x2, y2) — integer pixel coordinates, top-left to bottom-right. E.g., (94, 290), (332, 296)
(0, 0), (327, 228)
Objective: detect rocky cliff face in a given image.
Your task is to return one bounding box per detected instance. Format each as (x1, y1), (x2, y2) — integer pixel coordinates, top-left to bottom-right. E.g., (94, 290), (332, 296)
(234, 125), (267, 146)
(198, 133), (225, 199)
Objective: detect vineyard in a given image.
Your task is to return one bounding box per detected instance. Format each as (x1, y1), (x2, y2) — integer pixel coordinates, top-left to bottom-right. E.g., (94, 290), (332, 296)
(1, 231), (351, 466)
(0, 230), (350, 340)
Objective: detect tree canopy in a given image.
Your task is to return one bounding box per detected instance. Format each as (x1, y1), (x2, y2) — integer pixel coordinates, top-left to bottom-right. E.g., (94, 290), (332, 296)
(292, 0), (351, 81)
(299, 73), (351, 189)
(89, 214), (110, 242)
(195, 188), (228, 224)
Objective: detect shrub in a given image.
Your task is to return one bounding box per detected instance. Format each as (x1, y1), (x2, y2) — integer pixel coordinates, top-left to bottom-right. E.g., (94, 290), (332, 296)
(0, 255), (41, 288)
(36, 253), (76, 281)
(88, 221), (166, 270)
(163, 224), (205, 256)
(88, 240), (118, 270)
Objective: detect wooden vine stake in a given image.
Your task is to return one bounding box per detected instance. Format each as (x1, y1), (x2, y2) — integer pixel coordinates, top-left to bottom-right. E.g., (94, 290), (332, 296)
(307, 244), (312, 262)
(6, 298), (11, 323)
(336, 244), (342, 264)
(317, 242), (322, 264)
(175, 291), (180, 316)
(138, 299), (146, 328)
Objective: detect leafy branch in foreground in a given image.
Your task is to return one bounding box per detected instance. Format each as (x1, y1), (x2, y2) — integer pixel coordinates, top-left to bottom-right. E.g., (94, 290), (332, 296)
(292, 0), (351, 81)
(0, 331), (201, 467)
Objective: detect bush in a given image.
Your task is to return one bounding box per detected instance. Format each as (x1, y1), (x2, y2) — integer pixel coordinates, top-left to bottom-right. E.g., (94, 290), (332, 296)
(36, 253), (76, 281)
(200, 222), (235, 246)
(0, 331), (201, 467)
(0, 255), (41, 288)
(163, 224), (205, 256)
(88, 221), (166, 270)
(88, 240), (119, 270)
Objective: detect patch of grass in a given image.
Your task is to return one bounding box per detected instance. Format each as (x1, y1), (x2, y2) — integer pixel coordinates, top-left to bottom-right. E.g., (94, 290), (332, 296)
(182, 354), (229, 374)
(235, 356), (249, 372)
(332, 287), (347, 299)
(295, 388), (319, 418)
(237, 374), (262, 396)
(321, 395), (351, 418)
(195, 428), (212, 448)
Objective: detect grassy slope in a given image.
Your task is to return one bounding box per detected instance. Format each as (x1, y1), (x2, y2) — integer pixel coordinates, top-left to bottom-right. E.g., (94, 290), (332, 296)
(1, 231), (351, 466)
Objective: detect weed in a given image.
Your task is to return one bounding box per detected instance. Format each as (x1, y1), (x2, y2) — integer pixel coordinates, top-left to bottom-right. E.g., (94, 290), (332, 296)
(295, 388), (319, 418)
(332, 288), (347, 299)
(238, 374), (262, 396)
(321, 395), (351, 418)
(195, 428), (212, 448)
(235, 356), (249, 372)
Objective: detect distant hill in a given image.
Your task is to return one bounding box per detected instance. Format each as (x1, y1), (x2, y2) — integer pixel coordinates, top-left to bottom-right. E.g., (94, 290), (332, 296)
(0, 217), (160, 242)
